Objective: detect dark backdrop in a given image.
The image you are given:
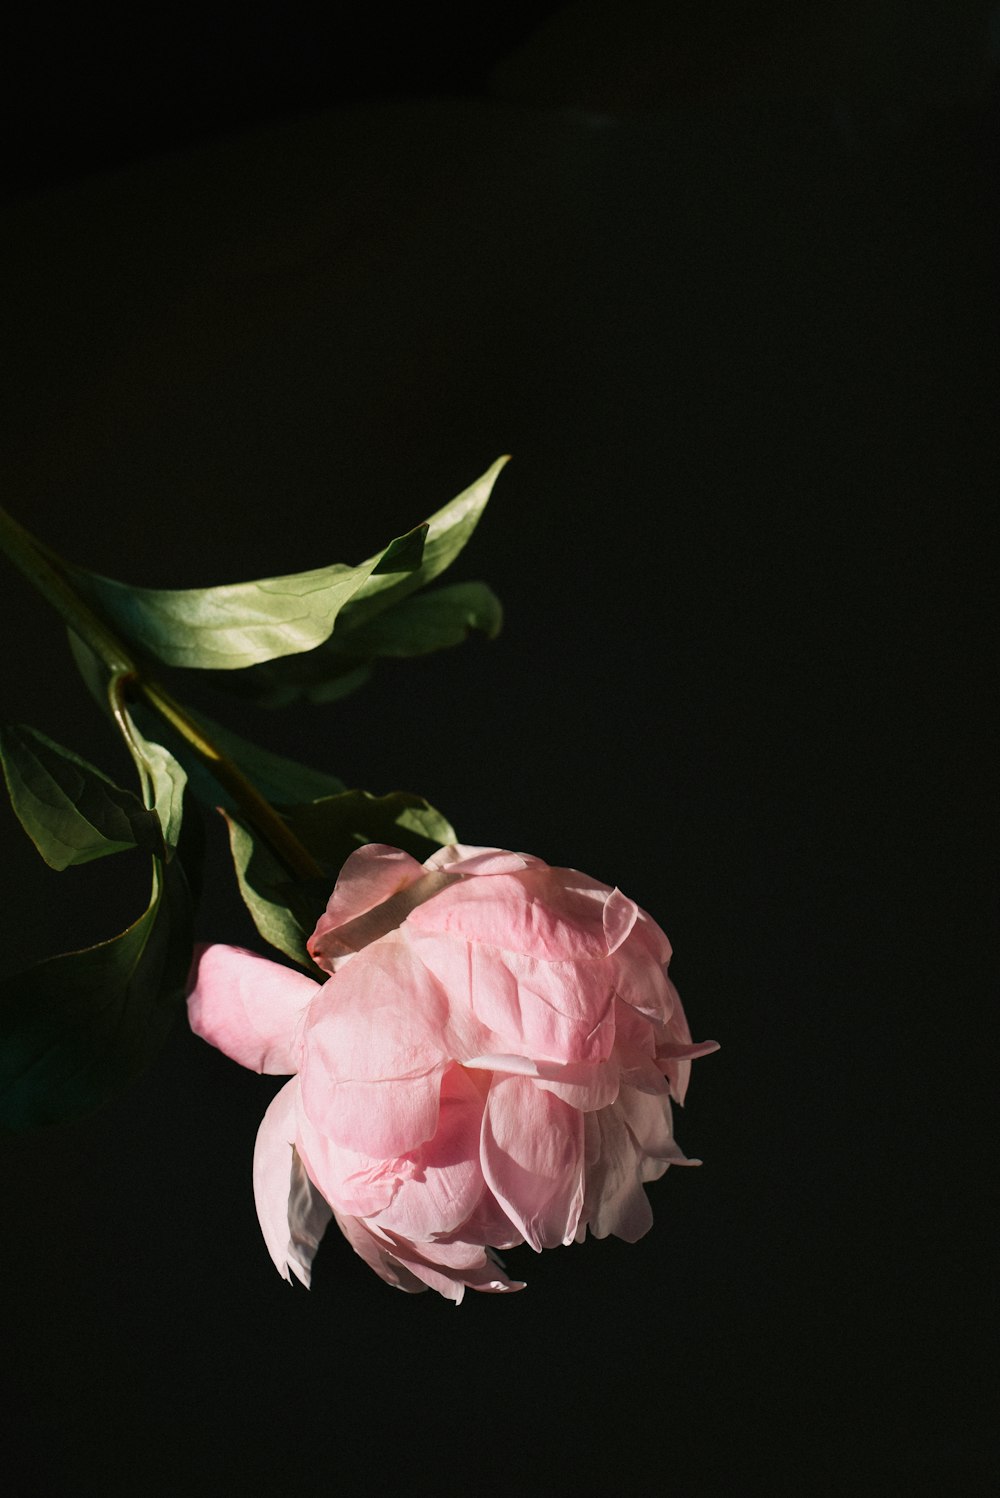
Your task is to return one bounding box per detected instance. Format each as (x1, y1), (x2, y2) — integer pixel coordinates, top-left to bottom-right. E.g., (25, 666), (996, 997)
(1, 5), (994, 1494)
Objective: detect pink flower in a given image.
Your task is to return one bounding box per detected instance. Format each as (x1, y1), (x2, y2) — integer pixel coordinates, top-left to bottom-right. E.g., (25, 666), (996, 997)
(188, 843), (717, 1302)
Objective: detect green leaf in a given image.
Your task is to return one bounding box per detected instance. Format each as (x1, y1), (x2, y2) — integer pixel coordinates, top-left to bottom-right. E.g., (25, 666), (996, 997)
(221, 811), (319, 971)
(63, 521), (428, 672)
(335, 581), (503, 657)
(340, 457), (509, 628)
(0, 723), (164, 870)
(285, 790), (457, 872)
(0, 858), (193, 1131)
(223, 789), (456, 966)
(202, 458), (508, 706)
(125, 714), (187, 851)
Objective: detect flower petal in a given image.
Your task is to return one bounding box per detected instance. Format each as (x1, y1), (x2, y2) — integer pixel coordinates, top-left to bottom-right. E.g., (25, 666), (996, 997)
(618, 1083), (697, 1167)
(580, 1107), (654, 1243)
(465, 1052), (620, 1112)
(406, 867), (615, 961)
(300, 936), (449, 1154)
(652, 977), (719, 1103)
(377, 1229), (525, 1301)
(373, 1065), (486, 1240)
(308, 844), (438, 970)
(252, 1078), (310, 1281)
(481, 1075), (585, 1251)
(602, 887), (638, 954)
(187, 944), (319, 1075)
(411, 934), (616, 1065)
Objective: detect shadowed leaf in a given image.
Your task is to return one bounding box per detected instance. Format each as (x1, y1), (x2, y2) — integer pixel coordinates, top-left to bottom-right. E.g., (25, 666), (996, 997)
(0, 722), (163, 869)
(0, 859), (193, 1131)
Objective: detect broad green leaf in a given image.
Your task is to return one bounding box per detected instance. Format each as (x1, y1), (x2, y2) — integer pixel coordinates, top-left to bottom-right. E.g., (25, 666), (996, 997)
(203, 459), (508, 706)
(0, 858), (193, 1131)
(63, 521), (428, 672)
(223, 789), (456, 966)
(335, 581), (502, 658)
(0, 723), (164, 869)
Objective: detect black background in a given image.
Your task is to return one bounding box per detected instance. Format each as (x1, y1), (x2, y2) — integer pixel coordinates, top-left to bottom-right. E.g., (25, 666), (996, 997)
(0, 4), (994, 1494)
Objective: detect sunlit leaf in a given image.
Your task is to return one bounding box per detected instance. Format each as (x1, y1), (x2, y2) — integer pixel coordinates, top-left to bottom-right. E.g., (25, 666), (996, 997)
(202, 458), (508, 706)
(0, 722), (163, 869)
(0, 858), (193, 1131)
(63, 521), (428, 671)
(124, 714), (187, 851)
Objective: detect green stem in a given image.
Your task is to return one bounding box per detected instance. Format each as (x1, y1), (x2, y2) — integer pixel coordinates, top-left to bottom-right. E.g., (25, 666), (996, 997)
(0, 506), (324, 884)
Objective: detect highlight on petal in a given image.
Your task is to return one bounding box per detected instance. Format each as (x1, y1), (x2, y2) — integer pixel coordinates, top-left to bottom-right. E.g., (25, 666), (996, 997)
(602, 887), (638, 954)
(464, 1053), (620, 1112)
(481, 1075), (585, 1251)
(187, 943), (320, 1074)
(422, 845), (545, 876)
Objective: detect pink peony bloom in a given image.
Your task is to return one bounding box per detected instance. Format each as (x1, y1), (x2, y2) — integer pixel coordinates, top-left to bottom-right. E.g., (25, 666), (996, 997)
(188, 843), (717, 1302)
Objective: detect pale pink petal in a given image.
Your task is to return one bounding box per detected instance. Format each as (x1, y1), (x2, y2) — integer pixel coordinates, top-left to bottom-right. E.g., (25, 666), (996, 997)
(580, 1107), (654, 1243)
(610, 941), (676, 1024)
(481, 1075), (585, 1251)
(300, 935), (449, 1154)
(406, 867), (614, 961)
(372, 1066), (486, 1240)
(631, 906), (674, 965)
(618, 1083), (698, 1166)
(435, 1185), (524, 1251)
(332, 1212), (427, 1294)
(411, 933), (616, 1065)
(308, 844), (442, 970)
(463, 1052), (620, 1112)
(187, 944), (319, 1075)
(602, 887), (639, 954)
(252, 1078), (303, 1281)
(294, 1101), (408, 1218)
(377, 1229), (525, 1301)
(651, 976), (719, 1103)
(422, 845), (546, 875)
